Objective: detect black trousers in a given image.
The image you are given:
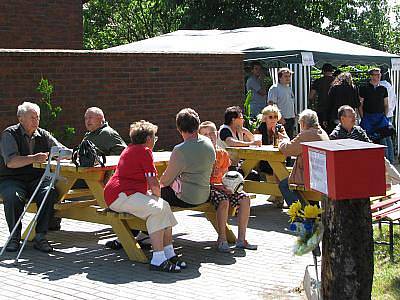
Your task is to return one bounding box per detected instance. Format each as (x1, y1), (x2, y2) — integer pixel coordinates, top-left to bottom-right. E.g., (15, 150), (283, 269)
(0, 178), (58, 240)
(161, 186), (198, 208)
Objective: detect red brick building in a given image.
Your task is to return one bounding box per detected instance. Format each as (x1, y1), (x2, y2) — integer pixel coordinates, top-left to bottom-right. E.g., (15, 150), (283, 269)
(0, 0), (83, 49)
(0, 1), (245, 148)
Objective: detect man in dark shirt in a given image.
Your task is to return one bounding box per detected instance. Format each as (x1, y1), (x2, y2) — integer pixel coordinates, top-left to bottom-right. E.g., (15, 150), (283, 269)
(359, 68), (388, 117)
(309, 63), (335, 130)
(330, 105), (371, 142)
(0, 102), (63, 252)
(359, 68), (393, 163)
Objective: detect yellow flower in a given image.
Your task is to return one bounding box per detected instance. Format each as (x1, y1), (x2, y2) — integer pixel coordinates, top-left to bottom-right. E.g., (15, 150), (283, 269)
(302, 204), (323, 219)
(287, 200), (302, 222)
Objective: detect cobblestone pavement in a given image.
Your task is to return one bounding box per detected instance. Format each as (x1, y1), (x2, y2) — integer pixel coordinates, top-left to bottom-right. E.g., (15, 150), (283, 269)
(0, 196), (312, 300)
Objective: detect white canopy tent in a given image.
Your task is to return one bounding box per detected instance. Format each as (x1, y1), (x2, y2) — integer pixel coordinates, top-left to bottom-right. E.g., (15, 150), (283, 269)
(107, 24), (400, 151)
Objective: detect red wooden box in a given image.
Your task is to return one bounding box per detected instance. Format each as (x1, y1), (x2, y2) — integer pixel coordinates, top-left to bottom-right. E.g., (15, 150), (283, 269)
(302, 139), (386, 200)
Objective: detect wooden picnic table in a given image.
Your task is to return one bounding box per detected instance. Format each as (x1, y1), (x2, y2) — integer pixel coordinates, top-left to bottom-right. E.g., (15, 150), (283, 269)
(226, 145), (321, 201)
(28, 152), (234, 263)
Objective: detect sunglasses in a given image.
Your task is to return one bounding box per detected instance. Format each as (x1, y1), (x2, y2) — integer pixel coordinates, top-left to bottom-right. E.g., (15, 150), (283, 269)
(267, 115), (279, 119)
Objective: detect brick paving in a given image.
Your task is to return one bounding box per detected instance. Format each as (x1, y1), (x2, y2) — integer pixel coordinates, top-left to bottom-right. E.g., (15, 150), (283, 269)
(0, 196), (312, 300)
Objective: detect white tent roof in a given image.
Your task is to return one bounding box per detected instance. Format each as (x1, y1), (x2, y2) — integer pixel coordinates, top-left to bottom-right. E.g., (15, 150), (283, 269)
(106, 24), (399, 66)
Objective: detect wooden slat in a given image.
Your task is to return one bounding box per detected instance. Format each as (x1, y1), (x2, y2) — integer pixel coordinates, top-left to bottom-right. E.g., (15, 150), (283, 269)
(372, 202), (400, 220)
(371, 197), (400, 212)
(64, 188), (93, 199)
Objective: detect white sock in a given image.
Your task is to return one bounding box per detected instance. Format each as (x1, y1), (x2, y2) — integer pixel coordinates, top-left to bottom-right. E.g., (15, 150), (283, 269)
(163, 244), (176, 259)
(151, 251), (167, 266)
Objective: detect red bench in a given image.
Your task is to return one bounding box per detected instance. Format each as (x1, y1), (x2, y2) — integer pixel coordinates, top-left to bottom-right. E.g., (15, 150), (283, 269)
(371, 195), (400, 261)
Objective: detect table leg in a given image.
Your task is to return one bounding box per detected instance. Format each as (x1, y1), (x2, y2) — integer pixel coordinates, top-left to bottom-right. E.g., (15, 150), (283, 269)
(109, 217), (148, 263)
(240, 159), (260, 177)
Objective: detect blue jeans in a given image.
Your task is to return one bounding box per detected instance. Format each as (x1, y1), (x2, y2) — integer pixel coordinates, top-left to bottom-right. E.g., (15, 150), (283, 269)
(278, 177), (301, 207)
(380, 136), (394, 164)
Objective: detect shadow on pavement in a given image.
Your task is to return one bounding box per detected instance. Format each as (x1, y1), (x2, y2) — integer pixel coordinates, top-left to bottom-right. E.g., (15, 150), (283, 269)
(0, 228), (240, 284)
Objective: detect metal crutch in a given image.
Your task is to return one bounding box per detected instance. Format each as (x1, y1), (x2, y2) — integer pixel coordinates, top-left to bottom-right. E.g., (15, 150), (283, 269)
(0, 146), (72, 264)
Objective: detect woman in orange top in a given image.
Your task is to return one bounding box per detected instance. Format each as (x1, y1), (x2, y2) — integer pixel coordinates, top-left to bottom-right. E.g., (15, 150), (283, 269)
(199, 121), (257, 253)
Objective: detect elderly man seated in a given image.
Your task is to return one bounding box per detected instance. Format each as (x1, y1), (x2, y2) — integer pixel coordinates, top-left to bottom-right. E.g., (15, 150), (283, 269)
(278, 109), (330, 206)
(83, 107), (126, 155)
(330, 105), (400, 185)
(0, 102), (64, 252)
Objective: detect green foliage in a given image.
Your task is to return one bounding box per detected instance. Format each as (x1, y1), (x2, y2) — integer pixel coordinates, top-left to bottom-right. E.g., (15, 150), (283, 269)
(83, 0), (400, 55)
(373, 225), (400, 299)
(83, 0), (187, 49)
(36, 78), (76, 145)
(243, 90), (261, 132)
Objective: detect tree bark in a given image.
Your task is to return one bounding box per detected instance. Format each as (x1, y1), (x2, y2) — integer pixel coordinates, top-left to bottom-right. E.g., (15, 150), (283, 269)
(321, 195), (374, 300)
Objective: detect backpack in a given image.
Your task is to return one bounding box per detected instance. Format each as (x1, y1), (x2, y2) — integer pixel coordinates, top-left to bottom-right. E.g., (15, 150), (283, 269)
(72, 140), (106, 168)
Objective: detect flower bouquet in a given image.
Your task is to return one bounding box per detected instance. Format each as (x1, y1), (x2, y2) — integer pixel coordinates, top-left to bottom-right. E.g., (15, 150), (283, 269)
(287, 201), (324, 256)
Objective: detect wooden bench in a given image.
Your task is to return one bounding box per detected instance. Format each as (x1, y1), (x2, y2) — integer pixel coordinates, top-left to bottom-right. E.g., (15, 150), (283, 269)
(371, 195), (400, 261)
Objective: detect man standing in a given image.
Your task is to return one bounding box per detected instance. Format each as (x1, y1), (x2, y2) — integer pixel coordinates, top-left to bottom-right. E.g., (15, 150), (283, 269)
(0, 102), (63, 252)
(268, 68), (296, 139)
(83, 107), (126, 155)
(359, 68), (392, 163)
(246, 61), (267, 117)
(308, 63), (335, 130)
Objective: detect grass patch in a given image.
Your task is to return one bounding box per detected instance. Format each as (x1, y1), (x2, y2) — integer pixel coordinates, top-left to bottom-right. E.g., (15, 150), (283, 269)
(373, 223), (400, 300)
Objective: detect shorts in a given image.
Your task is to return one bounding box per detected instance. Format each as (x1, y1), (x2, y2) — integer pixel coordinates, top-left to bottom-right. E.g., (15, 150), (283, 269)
(209, 186), (248, 209)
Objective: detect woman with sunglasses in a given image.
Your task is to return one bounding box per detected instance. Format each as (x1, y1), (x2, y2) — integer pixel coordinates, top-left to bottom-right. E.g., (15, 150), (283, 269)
(254, 105), (286, 175)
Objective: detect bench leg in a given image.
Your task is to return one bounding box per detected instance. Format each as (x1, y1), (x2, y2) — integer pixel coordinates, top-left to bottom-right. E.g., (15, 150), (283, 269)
(389, 221), (394, 262)
(110, 218), (148, 263)
(205, 211), (236, 244)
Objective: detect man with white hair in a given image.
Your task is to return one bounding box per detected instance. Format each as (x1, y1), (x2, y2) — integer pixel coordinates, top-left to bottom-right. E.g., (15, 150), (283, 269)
(0, 101), (64, 252)
(83, 107), (126, 155)
(277, 109), (329, 206)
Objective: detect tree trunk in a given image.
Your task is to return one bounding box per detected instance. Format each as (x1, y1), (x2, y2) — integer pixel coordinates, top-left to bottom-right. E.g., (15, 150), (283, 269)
(321, 195), (374, 300)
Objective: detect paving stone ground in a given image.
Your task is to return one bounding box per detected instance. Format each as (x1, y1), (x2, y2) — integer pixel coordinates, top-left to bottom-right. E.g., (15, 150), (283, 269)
(0, 195), (313, 300)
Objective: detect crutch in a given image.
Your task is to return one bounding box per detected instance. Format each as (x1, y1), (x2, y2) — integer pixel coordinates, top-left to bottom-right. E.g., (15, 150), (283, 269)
(0, 146), (72, 264)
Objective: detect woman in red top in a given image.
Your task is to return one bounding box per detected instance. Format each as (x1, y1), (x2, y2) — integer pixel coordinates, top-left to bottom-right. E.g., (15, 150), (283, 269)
(104, 120), (183, 273)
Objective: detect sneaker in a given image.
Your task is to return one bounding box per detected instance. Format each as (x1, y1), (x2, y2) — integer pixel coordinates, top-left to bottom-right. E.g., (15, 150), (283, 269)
(235, 240), (258, 250)
(217, 241), (231, 253)
(33, 238), (53, 253)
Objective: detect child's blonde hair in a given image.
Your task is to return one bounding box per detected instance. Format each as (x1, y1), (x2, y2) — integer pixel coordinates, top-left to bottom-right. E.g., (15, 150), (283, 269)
(199, 121), (217, 134)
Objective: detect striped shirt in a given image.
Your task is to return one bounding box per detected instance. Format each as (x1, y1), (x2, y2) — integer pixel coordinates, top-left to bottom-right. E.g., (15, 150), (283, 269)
(329, 124), (371, 142)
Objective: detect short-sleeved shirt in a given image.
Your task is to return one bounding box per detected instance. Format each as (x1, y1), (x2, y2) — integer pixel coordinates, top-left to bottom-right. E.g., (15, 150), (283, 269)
(219, 128), (244, 142)
(359, 82), (388, 114)
(268, 83), (295, 119)
(311, 76), (334, 112)
(104, 144), (157, 206)
(210, 148), (231, 185)
(0, 124), (62, 164)
(246, 75), (266, 116)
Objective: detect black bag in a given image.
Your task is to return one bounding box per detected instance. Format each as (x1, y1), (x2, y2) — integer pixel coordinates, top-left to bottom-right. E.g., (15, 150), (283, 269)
(72, 140), (106, 168)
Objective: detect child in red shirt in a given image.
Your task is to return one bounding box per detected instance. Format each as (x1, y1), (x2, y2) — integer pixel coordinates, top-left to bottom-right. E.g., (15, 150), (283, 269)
(199, 121), (257, 252)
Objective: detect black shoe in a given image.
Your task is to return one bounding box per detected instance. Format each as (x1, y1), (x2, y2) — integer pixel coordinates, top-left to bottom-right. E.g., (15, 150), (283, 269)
(5, 238), (20, 252)
(105, 240), (123, 250)
(33, 238), (53, 253)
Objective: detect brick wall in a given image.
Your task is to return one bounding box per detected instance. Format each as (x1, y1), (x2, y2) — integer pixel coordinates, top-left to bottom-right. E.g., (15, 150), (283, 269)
(0, 1), (82, 49)
(0, 50), (244, 150)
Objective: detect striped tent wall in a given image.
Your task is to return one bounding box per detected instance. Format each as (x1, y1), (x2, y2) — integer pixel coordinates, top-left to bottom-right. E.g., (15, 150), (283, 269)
(389, 69), (400, 154)
(268, 64), (312, 115)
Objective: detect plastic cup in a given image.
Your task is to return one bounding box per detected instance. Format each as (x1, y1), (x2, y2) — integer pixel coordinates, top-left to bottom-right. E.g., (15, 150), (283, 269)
(253, 134), (262, 142)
